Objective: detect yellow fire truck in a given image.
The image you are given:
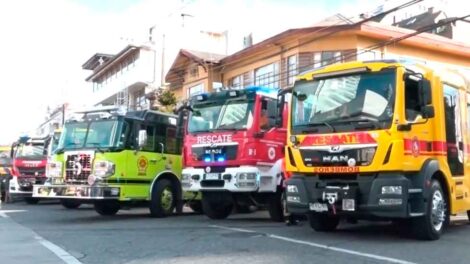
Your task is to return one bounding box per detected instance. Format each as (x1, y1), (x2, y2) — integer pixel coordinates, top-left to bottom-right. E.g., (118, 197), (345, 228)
(285, 60), (470, 240)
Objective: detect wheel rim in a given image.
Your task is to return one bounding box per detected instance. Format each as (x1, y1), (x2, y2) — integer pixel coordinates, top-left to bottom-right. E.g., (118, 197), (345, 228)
(161, 187), (173, 211)
(431, 189), (446, 231)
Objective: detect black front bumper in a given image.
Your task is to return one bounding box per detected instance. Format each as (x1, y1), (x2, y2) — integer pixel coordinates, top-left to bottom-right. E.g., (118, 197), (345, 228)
(285, 172), (425, 219)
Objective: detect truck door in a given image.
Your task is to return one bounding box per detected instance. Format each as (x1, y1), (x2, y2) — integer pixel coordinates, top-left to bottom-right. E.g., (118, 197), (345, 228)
(258, 97), (285, 163)
(443, 84), (466, 208)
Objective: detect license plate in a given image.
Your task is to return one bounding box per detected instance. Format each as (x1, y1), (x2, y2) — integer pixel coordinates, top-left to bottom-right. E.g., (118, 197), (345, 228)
(342, 199), (355, 211)
(205, 173), (220, 180)
(309, 202), (328, 212)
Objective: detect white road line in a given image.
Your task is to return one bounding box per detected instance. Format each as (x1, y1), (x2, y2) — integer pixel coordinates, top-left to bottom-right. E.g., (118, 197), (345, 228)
(211, 225), (416, 264)
(0, 210), (26, 218)
(35, 235), (83, 264)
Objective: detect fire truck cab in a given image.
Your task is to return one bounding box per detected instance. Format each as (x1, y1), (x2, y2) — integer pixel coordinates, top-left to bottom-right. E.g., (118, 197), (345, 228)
(180, 86), (289, 221)
(9, 136), (48, 204)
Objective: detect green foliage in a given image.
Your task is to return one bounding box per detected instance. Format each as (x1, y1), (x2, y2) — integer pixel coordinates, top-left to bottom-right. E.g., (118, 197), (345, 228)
(156, 88), (177, 112)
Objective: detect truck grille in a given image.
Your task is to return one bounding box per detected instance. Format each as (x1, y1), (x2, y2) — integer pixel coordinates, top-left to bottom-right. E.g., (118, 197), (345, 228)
(65, 153), (92, 184)
(17, 167), (46, 177)
(192, 145), (238, 161)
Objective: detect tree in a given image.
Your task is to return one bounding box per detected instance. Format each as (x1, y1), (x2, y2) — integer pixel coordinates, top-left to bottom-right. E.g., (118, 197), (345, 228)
(156, 88), (177, 113)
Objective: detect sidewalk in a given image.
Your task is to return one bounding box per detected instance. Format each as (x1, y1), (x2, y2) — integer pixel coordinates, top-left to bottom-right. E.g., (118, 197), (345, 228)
(0, 215), (64, 264)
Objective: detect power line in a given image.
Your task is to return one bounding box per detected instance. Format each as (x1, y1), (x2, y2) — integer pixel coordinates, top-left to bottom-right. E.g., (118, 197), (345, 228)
(169, 13), (470, 90)
(165, 0), (423, 84)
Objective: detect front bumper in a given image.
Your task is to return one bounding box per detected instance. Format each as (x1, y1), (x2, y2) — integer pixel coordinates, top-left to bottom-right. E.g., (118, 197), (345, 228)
(181, 166), (279, 193)
(285, 173), (424, 219)
(9, 177), (46, 198)
(33, 184), (120, 200)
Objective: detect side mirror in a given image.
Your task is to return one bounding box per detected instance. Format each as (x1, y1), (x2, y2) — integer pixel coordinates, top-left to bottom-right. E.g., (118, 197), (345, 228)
(421, 105), (435, 118)
(275, 95), (285, 127)
(418, 79), (432, 106)
(137, 130), (148, 148)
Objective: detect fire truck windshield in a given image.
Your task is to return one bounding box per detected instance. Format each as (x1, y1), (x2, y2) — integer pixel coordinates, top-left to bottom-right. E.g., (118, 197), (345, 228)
(14, 143), (45, 158)
(188, 99), (255, 133)
(57, 120), (125, 151)
(291, 69), (396, 134)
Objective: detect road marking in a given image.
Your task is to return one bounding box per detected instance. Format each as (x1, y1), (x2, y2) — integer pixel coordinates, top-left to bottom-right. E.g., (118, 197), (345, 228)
(35, 235), (83, 264)
(211, 225), (416, 264)
(0, 210), (26, 218)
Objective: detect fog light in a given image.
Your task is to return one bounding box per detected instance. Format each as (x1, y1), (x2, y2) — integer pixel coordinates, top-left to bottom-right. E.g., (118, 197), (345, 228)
(287, 196), (301, 203)
(379, 198), (402, 205)
(110, 188), (120, 196)
(287, 185), (298, 193)
(381, 186), (402, 195)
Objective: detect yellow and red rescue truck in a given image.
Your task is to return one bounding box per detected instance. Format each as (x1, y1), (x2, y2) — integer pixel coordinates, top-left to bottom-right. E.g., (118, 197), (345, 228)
(285, 60), (470, 240)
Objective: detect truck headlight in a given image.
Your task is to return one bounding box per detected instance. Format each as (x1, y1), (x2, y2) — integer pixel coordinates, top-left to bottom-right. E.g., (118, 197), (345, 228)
(381, 186), (402, 195)
(237, 172), (257, 181)
(358, 147), (376, 166)
(46, 161), (62, 178)
(93, 160), (115, 178)
(287, 185), (298, 193)
(181, 173), (191, 182)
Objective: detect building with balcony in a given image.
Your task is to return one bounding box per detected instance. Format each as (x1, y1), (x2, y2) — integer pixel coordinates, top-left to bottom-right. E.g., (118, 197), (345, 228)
(166, 20), (470, 99)
(82, 45), (157, 110)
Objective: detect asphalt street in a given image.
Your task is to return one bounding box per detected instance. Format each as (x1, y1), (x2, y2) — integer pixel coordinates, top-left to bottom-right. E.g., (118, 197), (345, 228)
(2, 201), (470, 264)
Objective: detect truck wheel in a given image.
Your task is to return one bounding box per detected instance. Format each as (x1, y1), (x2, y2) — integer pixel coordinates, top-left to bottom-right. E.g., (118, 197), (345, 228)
(188, 200), (203, 214)
(412, 180), (448, 240)
(25, 198), (40, 205)
(60, 199), (81, 209)
(149, 179), (176, 218)
(202, 192), (233, 219)
(267, 191), (285, 222)
(94, 201), (120, 216)
(308, 212), (340, 232)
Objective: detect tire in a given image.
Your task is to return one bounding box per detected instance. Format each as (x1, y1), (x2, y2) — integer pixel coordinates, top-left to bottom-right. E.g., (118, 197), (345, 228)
(25, 198), (40, 205)
(60, 199), (81, 209)
(308, 212), (340, 232)
(188, 200), (203, 214)
(267, 191), (285, 222)
(202, 192), (233, 220)
(94, 201), (120, 216)
(412, 180), (449, 240)
(149, 179), (176, 218)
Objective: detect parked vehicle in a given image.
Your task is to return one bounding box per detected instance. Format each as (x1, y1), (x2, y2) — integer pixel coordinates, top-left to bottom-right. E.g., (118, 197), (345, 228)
(0, 146), (12, 202)
(33, 107), (188, 216)
(9, 136), (48, 204)
(179, 87), (289, 221)
(285, 60), (470, 240)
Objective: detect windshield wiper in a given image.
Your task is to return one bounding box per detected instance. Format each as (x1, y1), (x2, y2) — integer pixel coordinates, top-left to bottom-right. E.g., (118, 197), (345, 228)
(332, 117), (382, 130)
(85, 143), (107, 153)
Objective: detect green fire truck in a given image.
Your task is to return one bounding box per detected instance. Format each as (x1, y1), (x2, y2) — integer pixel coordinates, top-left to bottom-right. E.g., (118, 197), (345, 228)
(33, 107), (195, 216)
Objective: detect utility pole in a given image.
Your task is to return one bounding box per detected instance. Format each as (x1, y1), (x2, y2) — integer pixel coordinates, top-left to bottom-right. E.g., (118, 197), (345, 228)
(160, 34), (165, 87)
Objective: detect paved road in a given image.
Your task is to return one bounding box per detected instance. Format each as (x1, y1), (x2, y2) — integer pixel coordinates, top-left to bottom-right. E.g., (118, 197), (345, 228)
(2, 201), (470, 264)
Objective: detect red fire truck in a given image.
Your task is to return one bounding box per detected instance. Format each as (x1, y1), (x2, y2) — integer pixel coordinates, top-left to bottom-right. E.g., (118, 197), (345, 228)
(179, 87), (289, 221)
(9, 136), (48, 204)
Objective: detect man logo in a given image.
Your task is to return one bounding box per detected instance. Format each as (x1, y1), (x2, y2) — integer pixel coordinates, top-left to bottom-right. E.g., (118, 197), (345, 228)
(330, 145), (341, 153)
(210, 143), (218, 148)
(205, 166), (211, 173)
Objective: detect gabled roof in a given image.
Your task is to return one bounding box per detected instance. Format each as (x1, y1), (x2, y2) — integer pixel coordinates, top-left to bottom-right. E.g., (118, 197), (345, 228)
(82, 53), (114, 71)
(165, 49), (226, 85)
(85, 45), (150, 82)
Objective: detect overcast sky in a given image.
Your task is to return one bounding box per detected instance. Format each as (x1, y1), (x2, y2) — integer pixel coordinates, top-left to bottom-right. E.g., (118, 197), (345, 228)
(0, 0), (462, 145)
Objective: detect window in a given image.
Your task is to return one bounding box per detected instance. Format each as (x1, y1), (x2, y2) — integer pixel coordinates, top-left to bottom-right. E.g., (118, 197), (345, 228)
(142, 125), (155, 152)
(444, 85), (463, 176)
(187, 83), (204, 98)
(287, 55), (298, 86)
(134, 89), (147, 109)
(313, 51), (343, 68)
(255, 63), (279, 88)
(260, 98), (277, 130)
(190, 66), (199, 78)
(404, 76), (420, 121)
(230, 75), (243, 89)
